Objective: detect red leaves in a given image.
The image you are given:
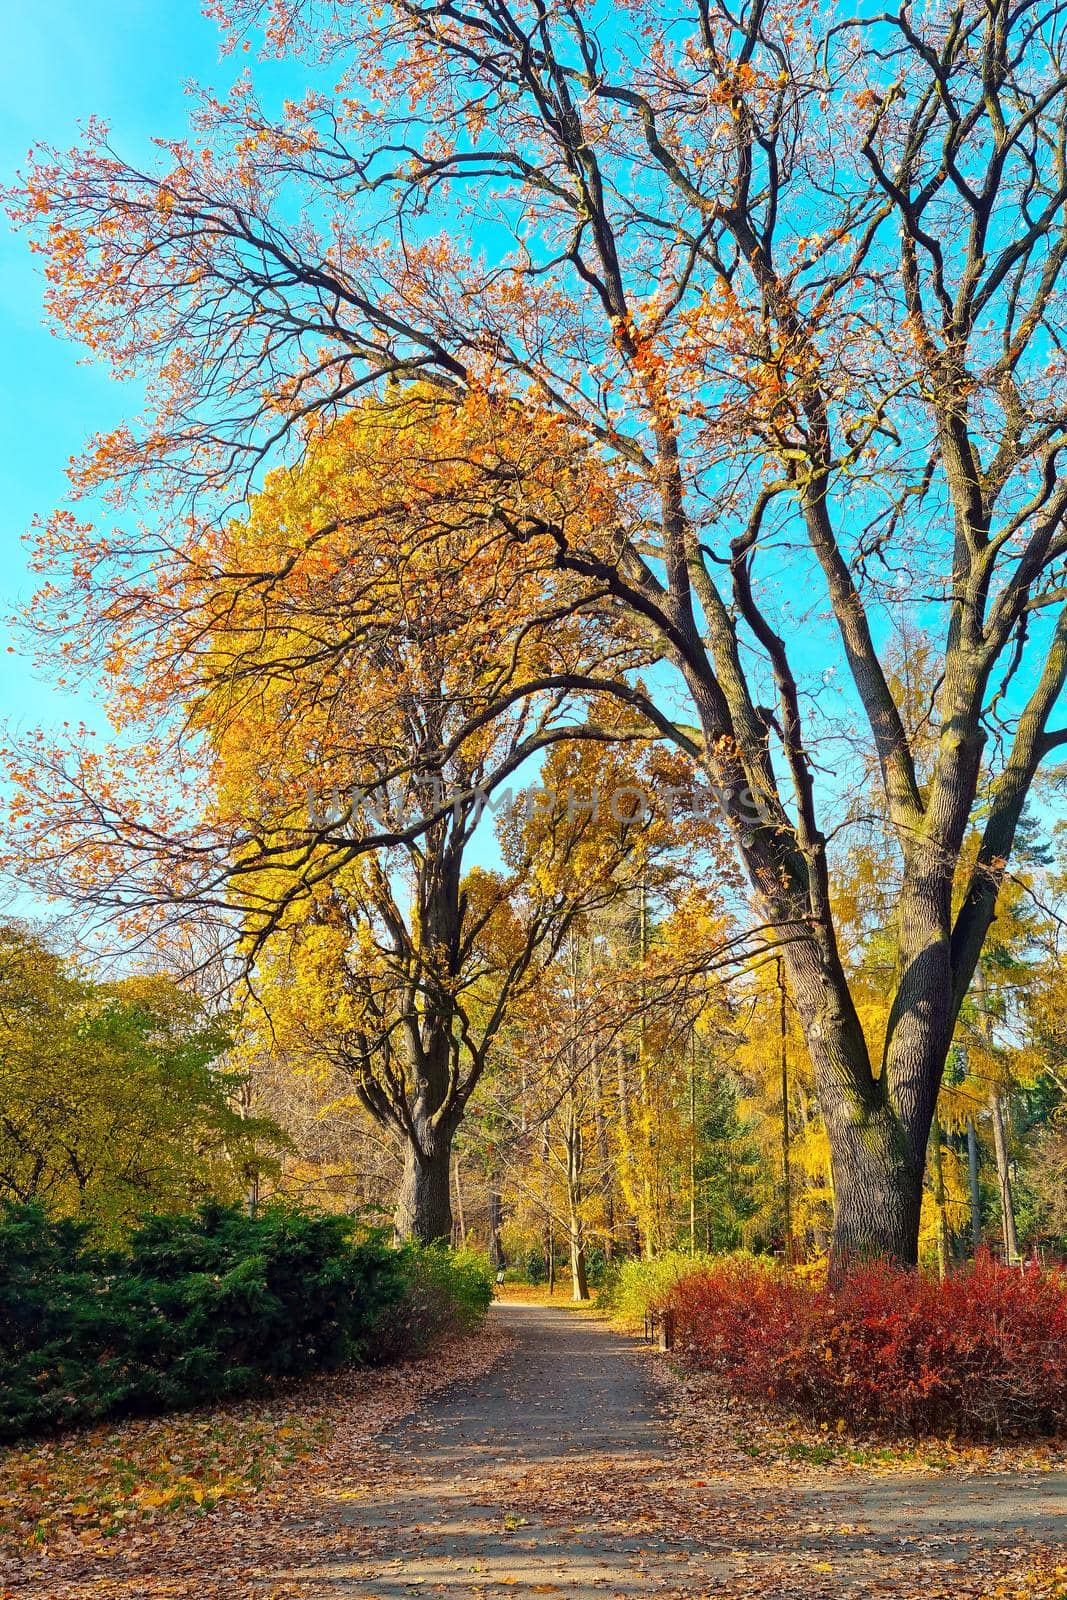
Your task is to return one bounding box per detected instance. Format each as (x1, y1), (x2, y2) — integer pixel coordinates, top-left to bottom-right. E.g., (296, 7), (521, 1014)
(666, 1253), (1067, 1439)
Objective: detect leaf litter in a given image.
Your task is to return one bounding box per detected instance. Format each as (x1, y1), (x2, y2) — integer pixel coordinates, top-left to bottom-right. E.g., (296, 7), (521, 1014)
(0, 1315), (1063, 1600)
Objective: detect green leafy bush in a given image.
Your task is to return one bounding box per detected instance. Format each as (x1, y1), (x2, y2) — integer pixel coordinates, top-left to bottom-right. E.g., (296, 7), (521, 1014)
(378, 1246), (494, 1357)
(0, 1201), (489, 1441)
(599, 1251), (756, 1324)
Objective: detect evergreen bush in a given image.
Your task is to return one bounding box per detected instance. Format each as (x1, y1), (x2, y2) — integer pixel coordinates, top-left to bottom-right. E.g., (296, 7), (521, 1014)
(0, 1200), (486, 1440)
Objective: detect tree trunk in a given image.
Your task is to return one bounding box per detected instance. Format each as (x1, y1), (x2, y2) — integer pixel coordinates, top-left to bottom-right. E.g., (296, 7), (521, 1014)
(615, 1042), (641, 1256)
(487, 1191), (505, 1271)
(565, 1096), (590, 1301)
(989, 1092), (1020, 1265)
(637, 879), (656, 1260)
(799, 988), (924, 1275)
(394, 1131), (453, 1244)
(777, 959), (794, 1264)
(453, 1153), (466, 1248)
(569, 1221), (589, 1302)
(824, 1101), (923, 1277)
(966, 1116), (983, 1253)
(591, 1052), (616, 1262)
(929, 1115), (950, 1281)
(776, 877), (951, 1277)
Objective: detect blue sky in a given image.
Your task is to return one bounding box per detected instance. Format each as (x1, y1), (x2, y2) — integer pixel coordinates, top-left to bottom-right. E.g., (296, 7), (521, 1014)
(0, 4), (341, 921)
(3, 4), (1059, 925)
(0, 12), (909, 918)
(0, 2), (306, 736)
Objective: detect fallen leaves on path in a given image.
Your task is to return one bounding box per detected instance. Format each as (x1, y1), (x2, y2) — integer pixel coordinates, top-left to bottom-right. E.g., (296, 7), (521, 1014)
(629, 1344), (1067, 1598)
(985, 1564), (1067, 1600)
(1, 1313), (1063, 1600)
(0, 1323), (513, 1598)
(654, 1356), (1067, 1483)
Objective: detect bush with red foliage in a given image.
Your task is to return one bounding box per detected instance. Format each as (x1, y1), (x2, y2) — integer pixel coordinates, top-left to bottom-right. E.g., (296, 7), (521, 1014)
(665, 1253), (1067, 1438)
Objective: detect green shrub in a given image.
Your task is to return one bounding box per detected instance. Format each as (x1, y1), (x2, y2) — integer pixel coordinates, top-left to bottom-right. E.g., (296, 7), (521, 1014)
(0, 1201), (489, 1441)
(600, 1250), (771, 1324)
(583, 1245), (610, 1288)
(0, 1203), (127, 1437)
(437, 1247), (494, 1327)
(509, 1244), (548, 1283)
(379, 1245), (494, 1357)
(599, 1251), (719, 1324)
(112, 1203), (408, 1409)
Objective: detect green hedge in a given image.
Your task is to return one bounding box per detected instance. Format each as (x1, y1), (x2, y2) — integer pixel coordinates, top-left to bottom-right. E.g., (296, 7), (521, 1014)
(0, 1200), (490, 1441)
(380, 1246), (494, 1360)
(599, 1250), (771, 1324)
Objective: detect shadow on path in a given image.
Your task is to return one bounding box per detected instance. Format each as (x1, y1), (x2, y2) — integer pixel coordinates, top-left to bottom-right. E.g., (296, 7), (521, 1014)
(272, 1303), (1065, 1599)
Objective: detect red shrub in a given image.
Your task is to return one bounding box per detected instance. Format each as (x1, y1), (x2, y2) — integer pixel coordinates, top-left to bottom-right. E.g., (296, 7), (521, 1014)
(665, 1253), (1067, 1438)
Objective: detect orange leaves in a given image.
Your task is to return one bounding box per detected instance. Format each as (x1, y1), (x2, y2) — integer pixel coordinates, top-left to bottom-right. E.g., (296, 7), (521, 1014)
(0, 1325), (510, 1591)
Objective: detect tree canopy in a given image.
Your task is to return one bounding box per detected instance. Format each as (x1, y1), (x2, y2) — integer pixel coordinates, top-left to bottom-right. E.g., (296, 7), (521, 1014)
(0, 925), (279, 1240)
(6, 0), (1067, 1268)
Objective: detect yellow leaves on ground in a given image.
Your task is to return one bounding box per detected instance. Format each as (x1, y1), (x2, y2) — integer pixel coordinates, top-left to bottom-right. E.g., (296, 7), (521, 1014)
(0, 1404), (324, 1548)
(0, 1326), (512, 1591)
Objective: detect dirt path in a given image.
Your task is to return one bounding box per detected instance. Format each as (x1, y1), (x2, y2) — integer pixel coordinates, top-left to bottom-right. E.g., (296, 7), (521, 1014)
(11, 1304), (1064, 1599)
(274, 1302), (674, 1597)
(264, 1303), (1065, 1599)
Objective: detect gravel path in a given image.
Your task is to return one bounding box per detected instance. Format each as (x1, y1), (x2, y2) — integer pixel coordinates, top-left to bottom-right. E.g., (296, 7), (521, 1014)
(267, 1302), (1066, 1599)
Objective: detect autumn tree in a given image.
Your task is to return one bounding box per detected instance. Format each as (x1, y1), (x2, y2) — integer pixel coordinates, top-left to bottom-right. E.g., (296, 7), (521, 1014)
(239, 739), (668, 1243)
(492, 869), (755, 1275)
(9, 0), (1067, 1268)
(494, 930), (608, 1299)
(238, 1032), (402, 1219)
(601, 883), (744, 1259)
(948, 842), (1067, 1262)
(178, 401), (662, 1242)
(0, 925), (276, 1240)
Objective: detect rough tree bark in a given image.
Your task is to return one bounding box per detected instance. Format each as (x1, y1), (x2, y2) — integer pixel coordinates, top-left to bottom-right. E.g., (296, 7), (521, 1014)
(391, 1020), (461, 1244)
(395, 1124), (455, 1244)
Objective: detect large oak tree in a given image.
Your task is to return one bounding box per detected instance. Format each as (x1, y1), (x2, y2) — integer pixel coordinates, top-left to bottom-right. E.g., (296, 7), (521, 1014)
(8, 0), (1067, 1268)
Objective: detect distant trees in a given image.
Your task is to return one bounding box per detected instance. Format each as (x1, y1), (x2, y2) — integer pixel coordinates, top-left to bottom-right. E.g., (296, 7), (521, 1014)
(0, 926), (277, 1239)
(482, 876), (768, 1294)
(471, 820), (1067, 1280)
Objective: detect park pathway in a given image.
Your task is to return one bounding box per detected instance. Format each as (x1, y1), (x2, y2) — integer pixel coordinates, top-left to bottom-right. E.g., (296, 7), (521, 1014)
(265, 1302), (1066, 1600)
